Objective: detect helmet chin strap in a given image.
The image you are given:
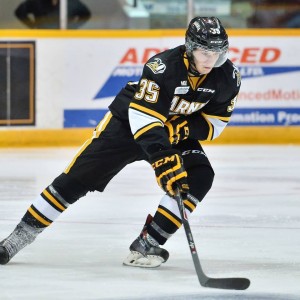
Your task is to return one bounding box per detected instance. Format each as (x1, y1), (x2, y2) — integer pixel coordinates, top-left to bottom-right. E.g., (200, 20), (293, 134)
(187, 53), (202, 76)
(189, 63), (202, 76)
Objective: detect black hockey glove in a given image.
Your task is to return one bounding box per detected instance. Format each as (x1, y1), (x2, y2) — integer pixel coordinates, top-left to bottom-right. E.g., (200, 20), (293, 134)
(150, 149), (189, 197)
(165, 116), (189, 145)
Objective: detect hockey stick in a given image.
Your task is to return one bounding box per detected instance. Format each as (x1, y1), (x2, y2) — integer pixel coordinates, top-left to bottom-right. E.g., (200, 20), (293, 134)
(174, 190), (250, 290)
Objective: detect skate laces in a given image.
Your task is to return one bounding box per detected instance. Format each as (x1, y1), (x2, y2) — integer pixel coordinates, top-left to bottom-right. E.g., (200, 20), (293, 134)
(140, 230), (159, 249)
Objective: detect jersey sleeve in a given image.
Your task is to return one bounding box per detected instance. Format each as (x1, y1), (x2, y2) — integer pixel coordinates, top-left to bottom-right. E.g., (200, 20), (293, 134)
(128, 58), (172, 156)
(200, 94), (238, 140)
(189, 65), (241, 141)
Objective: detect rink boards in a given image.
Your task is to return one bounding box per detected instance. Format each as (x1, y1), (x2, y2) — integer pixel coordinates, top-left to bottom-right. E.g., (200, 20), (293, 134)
(0, 29), (299, 146)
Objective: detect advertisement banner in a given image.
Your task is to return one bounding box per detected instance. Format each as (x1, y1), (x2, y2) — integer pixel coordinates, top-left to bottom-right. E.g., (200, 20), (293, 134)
(63, 35), (300, 128)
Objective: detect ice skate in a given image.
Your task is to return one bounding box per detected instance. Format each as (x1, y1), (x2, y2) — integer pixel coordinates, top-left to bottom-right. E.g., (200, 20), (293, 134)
(0, 222), (42, 265)
(0, 242), (10, 265)
(123, 215), (169, 268)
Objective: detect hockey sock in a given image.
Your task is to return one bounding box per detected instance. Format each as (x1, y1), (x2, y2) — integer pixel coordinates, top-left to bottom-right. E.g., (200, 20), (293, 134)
(147, 194), (198, 245)
(21, 184), (70, 229)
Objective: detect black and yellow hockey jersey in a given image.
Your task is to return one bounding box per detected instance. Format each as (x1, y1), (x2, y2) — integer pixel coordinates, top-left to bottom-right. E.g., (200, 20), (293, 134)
(109, 45), (241, 156)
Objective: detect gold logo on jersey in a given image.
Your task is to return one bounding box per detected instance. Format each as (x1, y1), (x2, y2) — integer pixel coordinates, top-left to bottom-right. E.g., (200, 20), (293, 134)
(146, 58), (166, 74)
(227, 96), (237, 112)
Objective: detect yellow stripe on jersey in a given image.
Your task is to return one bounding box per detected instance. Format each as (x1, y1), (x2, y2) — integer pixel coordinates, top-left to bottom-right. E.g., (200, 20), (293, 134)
(206, 121), (213, 141)
(64, 112), (112, 173)
(183, 199), (196, 211)
(28, 207), (51, 226)
(42, 189), (66, 211)
(183, 52), (207, 90)
(93, 112), (113, 138)
(133, 122), (163, 140)
(201, 112), (213, 141)
(183, 53), (189, 70)
(129, 103), (167, 123)
(201, 112), (231, 122)
(64, 138), (93, 174)
(157, 207), (182, 228)
(188, 74), (207, 91)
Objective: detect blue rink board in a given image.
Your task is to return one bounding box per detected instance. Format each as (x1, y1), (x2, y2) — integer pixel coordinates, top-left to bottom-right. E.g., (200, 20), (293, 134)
(64, 108), (300, 128)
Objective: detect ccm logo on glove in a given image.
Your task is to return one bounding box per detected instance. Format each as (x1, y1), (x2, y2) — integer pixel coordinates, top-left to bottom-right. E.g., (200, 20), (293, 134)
(151, 156), (176, 168)
(150, 149), (189, 197)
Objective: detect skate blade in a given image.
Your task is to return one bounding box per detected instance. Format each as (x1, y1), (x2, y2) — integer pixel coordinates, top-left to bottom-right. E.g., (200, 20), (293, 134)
(123, 251), (164, 268)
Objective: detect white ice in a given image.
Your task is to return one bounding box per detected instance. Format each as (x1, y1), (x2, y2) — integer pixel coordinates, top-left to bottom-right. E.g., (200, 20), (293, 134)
(0, 145), (299, 300)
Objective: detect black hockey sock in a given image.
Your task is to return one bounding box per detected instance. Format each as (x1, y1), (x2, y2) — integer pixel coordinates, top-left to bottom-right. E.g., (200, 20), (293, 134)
(22, 185), (70, 229)
(146, 194), (198, 245)
(22, 173), (88, 229)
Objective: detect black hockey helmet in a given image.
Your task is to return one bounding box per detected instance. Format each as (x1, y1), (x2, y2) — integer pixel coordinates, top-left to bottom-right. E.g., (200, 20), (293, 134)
(185, 17), (229, 68)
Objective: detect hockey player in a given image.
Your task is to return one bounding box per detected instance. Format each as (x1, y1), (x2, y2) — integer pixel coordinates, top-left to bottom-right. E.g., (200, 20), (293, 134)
(0, 17), (241, 268)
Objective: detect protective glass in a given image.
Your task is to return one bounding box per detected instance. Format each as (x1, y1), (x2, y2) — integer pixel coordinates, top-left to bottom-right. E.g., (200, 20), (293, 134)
(192, 46), (228, 68)
(186, 38), (228, 68)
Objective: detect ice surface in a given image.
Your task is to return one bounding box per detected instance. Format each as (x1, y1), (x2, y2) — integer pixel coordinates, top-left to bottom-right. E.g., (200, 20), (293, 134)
(0, 145), (299, 300)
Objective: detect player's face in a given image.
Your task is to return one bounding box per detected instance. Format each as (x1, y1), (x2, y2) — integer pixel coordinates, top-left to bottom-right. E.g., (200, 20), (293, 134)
(192, 49), (220, 74)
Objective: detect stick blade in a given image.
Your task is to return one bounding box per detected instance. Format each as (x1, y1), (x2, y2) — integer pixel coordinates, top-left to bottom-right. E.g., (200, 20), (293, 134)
(204, 277), (250, 290)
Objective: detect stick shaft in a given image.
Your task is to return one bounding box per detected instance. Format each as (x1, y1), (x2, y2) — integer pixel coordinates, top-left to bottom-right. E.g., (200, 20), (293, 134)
(174, 191), (209, 285)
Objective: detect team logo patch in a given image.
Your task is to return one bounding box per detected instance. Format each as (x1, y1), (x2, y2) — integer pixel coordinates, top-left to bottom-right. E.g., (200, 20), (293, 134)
(175, 86), (190, 94)
(146, 58), (166, 74)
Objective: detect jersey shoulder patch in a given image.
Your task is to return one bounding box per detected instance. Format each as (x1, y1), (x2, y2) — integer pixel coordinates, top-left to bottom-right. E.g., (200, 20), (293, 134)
(220, 60), (241, 88)
(146, 58), (166, 74)
(232, 63), (241, 87)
